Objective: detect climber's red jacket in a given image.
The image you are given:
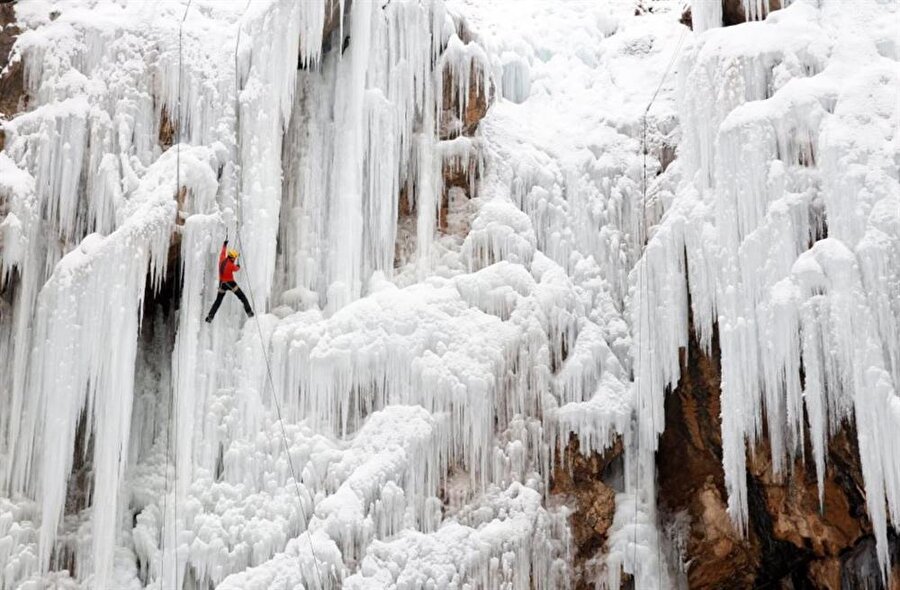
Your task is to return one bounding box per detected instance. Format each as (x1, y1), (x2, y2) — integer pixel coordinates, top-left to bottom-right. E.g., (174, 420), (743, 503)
(218, 243), (240, 283)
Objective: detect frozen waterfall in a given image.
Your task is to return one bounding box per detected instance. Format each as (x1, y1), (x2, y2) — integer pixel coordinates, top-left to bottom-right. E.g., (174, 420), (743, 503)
(0, 0), (898, 588)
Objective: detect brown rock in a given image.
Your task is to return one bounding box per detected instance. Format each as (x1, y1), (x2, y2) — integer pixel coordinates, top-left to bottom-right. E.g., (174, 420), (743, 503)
(322, 0), (344, 46)
(657, 298), (879, 588)
(723, 0), (784, 26)
(312, 0), (352, 63)
(435, 29), (489, 235)
(440, 60), (491, 139)
(0, 2), (19, 76)
(397, 182), (414, 219)
(680, 5), (693, 29)
(1, 1), (27, 147)
(159, 107), (175, 150)
(551, 436), (623, 589)
(744, 417), (874, 587)
(808, 558), (841, 589)
(657, 322), (760, 589)
(680, 0), (786, 30)
(393, 182), (416, 269)
(439, 152), (477, 235)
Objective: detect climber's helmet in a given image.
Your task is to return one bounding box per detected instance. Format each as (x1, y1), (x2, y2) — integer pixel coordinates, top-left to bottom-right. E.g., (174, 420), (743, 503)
(228, 249), (239, 260)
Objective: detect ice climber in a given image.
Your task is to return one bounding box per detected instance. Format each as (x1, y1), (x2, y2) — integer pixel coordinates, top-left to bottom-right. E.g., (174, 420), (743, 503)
(205, 240), (254, 322)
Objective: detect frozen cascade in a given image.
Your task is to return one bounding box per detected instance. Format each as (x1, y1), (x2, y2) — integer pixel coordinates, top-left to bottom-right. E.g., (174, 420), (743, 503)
(1, 0), (575, 587)
(0, 0), (897, 588)
(641, 0), (900, 579)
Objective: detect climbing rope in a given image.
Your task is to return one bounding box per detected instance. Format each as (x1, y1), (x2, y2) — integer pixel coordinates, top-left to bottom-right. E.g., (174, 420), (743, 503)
(231, 8), (327, 587)
(161, 1), (193, 587)
(632, 24), (688, 589)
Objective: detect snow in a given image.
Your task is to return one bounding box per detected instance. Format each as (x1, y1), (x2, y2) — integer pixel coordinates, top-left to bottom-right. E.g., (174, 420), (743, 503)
(0, 0), (897, 588)
(647, 0), (900, 577)
(343, 481), (569, 589)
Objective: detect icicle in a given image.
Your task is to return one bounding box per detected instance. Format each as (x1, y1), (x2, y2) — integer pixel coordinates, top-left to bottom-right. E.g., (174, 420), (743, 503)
(690, 0), (722, 32)
(325, 0), (375, 312)
(500, 53), (530, 104)
(462, 199), (536, 271)
(29, 187), (175, 588)
(666, 1), (900, 575)
(236, 0), (304, 312)
(415, 80), (440, 278)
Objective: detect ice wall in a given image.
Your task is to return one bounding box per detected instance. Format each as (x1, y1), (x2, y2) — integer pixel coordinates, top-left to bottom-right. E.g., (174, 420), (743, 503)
(0, 0), (573, 588)
(0, 0), (323, 587)
(276, 0), (470, 310)
(642, 0), (900, 577)
(1, 0), (895, 588)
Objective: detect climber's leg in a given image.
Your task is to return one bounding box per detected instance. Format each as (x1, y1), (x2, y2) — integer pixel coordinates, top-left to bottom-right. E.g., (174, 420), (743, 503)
(232, 286), (254, 317)
(205, 284), (228, 323)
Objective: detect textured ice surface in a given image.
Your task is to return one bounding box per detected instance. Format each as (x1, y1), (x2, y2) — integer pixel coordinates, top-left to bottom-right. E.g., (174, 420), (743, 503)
(648, 0), (900, 577)
(0, 0), (897, 588)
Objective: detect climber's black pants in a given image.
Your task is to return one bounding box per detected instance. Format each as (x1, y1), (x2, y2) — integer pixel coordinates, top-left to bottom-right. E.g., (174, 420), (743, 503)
(207, 281), (252, 319)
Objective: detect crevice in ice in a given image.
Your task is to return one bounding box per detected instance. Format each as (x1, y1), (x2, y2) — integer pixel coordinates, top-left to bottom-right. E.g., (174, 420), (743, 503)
(63, 409), (93, 522)
(157, 107), (175, 153)
(144, 246), (183, 320)
(301, 0), (350, 69)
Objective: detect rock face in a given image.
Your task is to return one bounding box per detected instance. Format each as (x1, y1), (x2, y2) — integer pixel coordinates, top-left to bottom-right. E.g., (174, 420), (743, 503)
(0, 0), (22, 277)
(437, 20), (489, 236)
(438, 40), (488, 236)
(656, 324), (760, 588)
(302, 0), (351, 65)
(439, 65), (490, 140)
(722, 0), (784, 26)
(680, 0), (785, 30)
(552, 437), (623, 588)
(395, 24), (490, 263)
(0, 1), (25, 149)
(747, 428), (862, 588)
(653, 319), (900, 588)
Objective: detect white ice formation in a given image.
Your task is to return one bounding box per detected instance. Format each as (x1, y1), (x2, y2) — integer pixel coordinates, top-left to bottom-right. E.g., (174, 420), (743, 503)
(0, 0), (897, 588)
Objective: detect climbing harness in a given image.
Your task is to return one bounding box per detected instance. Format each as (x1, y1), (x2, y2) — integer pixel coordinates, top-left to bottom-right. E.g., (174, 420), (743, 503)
(632, 24), (688, 589)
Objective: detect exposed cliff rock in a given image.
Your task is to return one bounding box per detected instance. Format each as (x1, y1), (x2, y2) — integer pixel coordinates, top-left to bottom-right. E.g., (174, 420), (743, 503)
(0, 1), (25, 150)
(657, 324), (761, 588)
(158, 107), (175, 151)
(0, 0), (22, 298)
(552, 436), (623, 589)
(748, 427), (862, 587)
(680, 0), (785, 30)
(303, 0), (351, 64)
(396, 30), (491, 262)
(437, 26), (490, 234)
(440, 151), (478, 235)
(655, 316), (900, 588)
(439, 66), (490, 140)
(722, 0), (784, 26)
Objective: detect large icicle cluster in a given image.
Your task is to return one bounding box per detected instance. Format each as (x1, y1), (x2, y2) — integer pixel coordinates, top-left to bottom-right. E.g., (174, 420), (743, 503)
(640, 0), (900, 577)
(451, 0), (691, 586)
(0, 0), (588, 587)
